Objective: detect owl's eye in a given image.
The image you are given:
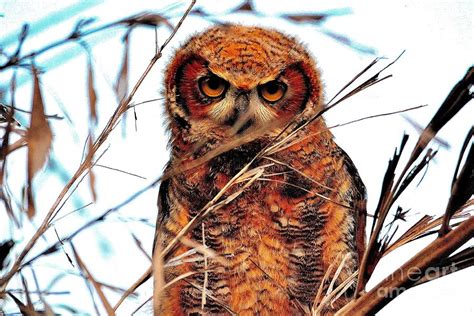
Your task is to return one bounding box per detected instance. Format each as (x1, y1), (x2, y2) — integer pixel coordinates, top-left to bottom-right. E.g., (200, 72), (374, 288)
(199, 75), (228, 98)
(259, 81), (286, 103)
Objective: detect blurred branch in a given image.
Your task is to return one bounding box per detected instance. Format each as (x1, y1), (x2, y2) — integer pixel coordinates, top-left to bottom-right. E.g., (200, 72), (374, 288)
(1, 103), (63, 120)
(0, 13), (174, 71)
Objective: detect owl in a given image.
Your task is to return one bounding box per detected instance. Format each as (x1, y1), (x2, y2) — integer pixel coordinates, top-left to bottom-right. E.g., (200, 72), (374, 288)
(155, 25), (366, 315)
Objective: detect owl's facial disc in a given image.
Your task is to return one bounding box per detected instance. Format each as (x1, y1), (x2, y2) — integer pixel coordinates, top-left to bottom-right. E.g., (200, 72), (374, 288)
(170, 53), (313, 137)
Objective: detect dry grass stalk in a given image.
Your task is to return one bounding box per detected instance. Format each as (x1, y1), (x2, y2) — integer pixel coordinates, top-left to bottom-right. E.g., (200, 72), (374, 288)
(86, 136), (97, 203)
(326, 254), (352, 298)
(131, 233), (152, 262)
(258, 54), (404, 169)
(160, 118), (288, 181)
(70, 244), (114, 315)
(201, 223), (208, 310)
(384, 206), (472, 255)
(152, 239), (165, 315)
(313, 254), (340, 310)
(314, 272), (357, 315)
(164, 235), (224, 269)
(0, 12), (174, 71)
(311, 253), (356, 315)
(185, 281), (237, 315)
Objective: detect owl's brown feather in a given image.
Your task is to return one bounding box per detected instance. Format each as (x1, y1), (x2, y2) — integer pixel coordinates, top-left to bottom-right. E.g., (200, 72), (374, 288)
(156, 25), (366, 315)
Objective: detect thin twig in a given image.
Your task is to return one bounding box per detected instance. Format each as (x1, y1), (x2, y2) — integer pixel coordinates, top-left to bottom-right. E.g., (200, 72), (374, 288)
(201, 223), (208, 311)
(1, 103), (63, 120)
(95, 164), (147, 180)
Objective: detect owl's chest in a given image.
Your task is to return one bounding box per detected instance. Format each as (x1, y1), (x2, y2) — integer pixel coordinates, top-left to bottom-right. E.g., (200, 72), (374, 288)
(164, 140), (358, 314)
(179, 145), (334, 248)
(176, 158), (334, 313)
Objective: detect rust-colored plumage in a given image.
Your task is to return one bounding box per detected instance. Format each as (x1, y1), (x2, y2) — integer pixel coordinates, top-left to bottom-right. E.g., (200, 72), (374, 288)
(155, 25), (366, 315)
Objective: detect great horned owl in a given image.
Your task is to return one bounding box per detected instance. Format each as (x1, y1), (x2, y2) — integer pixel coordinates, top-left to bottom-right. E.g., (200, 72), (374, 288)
(155, 25), (366, 315)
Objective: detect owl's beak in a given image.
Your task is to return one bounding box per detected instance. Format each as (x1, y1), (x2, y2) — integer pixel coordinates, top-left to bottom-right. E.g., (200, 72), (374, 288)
(234, 91), (250, 114)
(225, 91), (250, 126)
(230, 92), (255, 134)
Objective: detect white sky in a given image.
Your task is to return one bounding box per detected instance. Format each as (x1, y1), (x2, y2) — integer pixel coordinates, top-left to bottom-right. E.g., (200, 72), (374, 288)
(0, 0), (473, 315)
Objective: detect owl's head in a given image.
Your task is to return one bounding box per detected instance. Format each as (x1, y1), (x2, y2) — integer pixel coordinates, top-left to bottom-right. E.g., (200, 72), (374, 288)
(164, 25), (323, 155)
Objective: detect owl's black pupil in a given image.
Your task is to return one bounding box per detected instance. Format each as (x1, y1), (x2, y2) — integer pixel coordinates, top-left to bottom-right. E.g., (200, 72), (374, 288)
(265, 82), (279, 94)
(207, 77), (221, 90)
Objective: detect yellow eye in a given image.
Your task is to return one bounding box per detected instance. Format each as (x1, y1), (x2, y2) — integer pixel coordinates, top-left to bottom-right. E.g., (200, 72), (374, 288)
(259, 81), (286, 103)
(199, 75), (227, 98)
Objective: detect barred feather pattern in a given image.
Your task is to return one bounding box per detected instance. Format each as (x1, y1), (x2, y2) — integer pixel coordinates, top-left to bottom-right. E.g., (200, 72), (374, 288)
(156, 25), (366, 315)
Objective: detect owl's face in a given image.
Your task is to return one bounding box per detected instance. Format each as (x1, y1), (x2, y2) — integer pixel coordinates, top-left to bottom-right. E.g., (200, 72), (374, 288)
(164, 25), (323, 154)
